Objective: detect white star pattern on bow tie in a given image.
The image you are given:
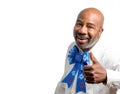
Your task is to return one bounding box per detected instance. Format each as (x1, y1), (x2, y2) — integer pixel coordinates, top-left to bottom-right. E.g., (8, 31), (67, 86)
(72, 71), (76, 76)
(81, 65), (83, 70)
(83, 54), (88, 61)
(79, 74), (84, 79)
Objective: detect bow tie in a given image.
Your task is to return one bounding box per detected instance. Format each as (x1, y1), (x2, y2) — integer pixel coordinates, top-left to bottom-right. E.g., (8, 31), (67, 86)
(62, 45), (90, 93)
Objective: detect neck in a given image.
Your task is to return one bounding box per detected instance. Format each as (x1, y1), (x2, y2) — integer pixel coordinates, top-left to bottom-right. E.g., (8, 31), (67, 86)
(82, 47), (92, 52)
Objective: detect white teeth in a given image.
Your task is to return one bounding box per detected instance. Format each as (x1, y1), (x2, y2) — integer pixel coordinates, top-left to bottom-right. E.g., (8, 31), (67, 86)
(77, 37), (86, 40)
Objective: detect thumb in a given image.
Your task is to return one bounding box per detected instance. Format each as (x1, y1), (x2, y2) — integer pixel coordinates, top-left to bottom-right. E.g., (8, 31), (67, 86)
(90, 52), (98, 64)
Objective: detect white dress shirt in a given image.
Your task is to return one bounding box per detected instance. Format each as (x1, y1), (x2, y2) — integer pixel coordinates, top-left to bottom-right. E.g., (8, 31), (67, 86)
(55, 42), (120, 94)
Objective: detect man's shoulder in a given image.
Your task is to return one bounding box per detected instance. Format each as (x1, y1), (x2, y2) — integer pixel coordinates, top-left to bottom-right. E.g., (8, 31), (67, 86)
(68, 42), (76, 47)
(67, 42), (76, 51)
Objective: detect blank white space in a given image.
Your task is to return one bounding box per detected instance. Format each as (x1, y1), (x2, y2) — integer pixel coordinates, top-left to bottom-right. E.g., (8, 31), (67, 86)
(0, 0), (120, 94)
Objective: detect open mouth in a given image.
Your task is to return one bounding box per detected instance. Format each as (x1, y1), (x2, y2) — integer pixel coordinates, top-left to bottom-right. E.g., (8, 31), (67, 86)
(77, 38), (88, 44)
(76, 35), (89, 44)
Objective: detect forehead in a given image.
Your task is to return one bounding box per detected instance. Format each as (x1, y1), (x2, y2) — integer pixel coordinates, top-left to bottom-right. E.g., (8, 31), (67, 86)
(78, 8), (103, 18)
(77, 10), (102, 26)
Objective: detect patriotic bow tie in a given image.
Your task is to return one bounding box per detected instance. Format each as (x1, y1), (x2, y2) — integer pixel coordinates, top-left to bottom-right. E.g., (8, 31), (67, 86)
(62, 45), (90, 93)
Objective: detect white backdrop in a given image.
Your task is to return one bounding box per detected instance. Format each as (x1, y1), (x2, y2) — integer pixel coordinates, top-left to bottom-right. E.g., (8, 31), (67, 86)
(0, 0), (120, 94)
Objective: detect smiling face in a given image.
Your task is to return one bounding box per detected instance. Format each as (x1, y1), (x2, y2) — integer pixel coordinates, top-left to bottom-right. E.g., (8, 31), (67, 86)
(73, 8), (104, 51)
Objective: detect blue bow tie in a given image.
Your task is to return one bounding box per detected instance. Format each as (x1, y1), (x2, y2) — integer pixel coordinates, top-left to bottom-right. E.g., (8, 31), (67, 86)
(62, 45), (90, 93)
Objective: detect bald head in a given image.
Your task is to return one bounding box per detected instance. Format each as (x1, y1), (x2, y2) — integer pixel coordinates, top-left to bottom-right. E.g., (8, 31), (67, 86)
(78, 7), (104, 28)
(74, 7), (104, 51)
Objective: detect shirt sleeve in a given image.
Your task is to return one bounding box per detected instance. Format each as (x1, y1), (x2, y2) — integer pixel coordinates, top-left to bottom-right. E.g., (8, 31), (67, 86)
(103, 49), (120, 89)
(106, 69), (120, 88)
(54, 56), (68, 94)
(54, 82), (66, 94)
(54, 42), (75, 94)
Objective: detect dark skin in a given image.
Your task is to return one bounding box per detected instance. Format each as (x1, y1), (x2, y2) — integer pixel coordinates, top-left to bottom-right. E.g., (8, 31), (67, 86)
(73, 8), (107, 84)
(84, 52), (107, 84)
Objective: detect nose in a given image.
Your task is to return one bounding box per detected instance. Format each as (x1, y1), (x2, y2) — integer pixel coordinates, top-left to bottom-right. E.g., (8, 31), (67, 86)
(78, 25), (87, 34)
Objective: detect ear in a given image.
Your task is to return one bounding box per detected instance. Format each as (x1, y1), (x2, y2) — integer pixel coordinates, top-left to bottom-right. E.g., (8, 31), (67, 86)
(99, 27), (104, 36)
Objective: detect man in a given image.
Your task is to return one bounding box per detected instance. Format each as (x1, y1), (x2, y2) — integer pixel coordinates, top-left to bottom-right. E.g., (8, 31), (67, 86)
(55, 7), (120, 94)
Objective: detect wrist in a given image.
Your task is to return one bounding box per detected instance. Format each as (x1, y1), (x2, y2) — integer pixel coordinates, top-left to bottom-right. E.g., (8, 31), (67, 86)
(103, 74), (107, 85)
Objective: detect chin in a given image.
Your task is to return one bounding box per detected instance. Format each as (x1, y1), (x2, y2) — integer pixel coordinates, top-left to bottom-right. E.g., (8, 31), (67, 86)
(76, 42), (86, 48)
(76, 42), (91, 51)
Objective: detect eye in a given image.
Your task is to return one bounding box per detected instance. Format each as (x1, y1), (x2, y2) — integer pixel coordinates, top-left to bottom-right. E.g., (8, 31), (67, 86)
(76, 22), (83, 26)
(88, 25), (93, 28)
(87, 24), (95, 29)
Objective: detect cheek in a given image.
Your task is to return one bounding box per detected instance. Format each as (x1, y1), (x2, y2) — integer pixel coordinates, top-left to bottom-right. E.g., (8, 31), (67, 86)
(89, 32), (98, 41)
(73, 30), (77, 38)
(98, 32), (102, 38)
(91, 33), (100, 42)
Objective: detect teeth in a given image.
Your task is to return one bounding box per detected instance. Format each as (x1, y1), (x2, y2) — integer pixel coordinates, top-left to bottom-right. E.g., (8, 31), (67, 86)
(77, 36), (88, 40)
(77, 37), (86, 40)
(76, 34), (89, 40)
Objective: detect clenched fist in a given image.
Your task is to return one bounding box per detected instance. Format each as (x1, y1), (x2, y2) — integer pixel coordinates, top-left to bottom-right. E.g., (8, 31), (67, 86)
(83, 52), (107, 84)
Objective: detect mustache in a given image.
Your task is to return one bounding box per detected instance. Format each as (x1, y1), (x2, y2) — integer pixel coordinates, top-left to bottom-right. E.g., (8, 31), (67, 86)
(76, 33), (89, 39)
(76, 33), (85, 36)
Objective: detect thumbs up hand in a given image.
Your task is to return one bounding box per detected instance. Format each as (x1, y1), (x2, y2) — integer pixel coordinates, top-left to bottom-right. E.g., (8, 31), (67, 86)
(83, 52), (107, 84)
